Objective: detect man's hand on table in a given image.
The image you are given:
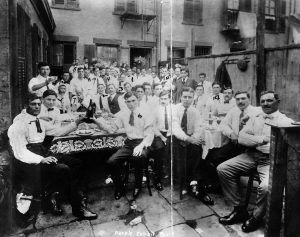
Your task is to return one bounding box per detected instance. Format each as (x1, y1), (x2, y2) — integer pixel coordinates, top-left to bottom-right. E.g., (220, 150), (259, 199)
(41, 156), (57, 164)
(133, 144), (144, 157)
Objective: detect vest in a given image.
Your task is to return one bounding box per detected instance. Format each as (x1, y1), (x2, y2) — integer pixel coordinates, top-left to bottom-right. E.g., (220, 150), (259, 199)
(108, 94), (120, 114)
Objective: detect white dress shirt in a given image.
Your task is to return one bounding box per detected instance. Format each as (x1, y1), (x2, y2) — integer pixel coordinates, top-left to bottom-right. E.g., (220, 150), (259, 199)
(28, 75), (55, 97)
(172, 103), (204, 141)
(8, 112), (77, 164)
(202, 80), (213, 95)
(238, 110), (293, 154)
(70, 77), (89, 97)
(86, 76), (105, 96)
(213, 98), (236, 116)
(194, 94), (208, 118)
(153, 104), (174, 137)
(56, 93), (71, 112)
(219, 105), (261, 139)
(205, 93), (224, 115)
(39, 104), (61, 122)
(90, 94), (109, 112)
(115, 106), (154, 147)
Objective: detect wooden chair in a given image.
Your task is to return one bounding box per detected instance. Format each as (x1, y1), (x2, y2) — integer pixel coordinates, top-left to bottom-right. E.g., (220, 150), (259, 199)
(123, 158), (152, 197)
(244, 169), (261, 208)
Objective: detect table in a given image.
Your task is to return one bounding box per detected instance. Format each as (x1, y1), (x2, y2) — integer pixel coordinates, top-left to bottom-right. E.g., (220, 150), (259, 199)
(50, 131), (126, 154)
(265, 124), (300, 237)
(202, 125), (228, 159)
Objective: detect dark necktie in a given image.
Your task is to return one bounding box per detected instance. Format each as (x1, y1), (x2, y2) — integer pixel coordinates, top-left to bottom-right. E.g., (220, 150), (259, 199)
(224, 100), (229, 104)
(99, 95), (103, 109)
(164, 106), (169, 131)
(29, 118), (42, 133)
(239, 110), (245, 131)
(48, 108), (54, 112)
(129, 111), (134, 126)
(181, 108), (188, 134)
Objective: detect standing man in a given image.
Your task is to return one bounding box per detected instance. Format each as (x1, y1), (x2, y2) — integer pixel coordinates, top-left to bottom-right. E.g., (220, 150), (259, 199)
(172, 87), (214, 205)
(205, 82), (224, 117)
(107, 92), (154, 199)
(173, 68), (197, 103)
(8, 94), (97, 219)
(28, 62), (56, 97)
(217, 91), (293, 233)
(198, 73), (213, 96)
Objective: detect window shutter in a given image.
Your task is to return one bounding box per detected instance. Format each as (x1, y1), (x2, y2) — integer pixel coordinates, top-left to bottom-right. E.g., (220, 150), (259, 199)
(114, 0), (125, 13)
(84, 44), (96, 63)
(183, 0), (194, 24)
(194, 0), (203, 25)
(126, 0), (137, 13)
(279, 0), (286, 33)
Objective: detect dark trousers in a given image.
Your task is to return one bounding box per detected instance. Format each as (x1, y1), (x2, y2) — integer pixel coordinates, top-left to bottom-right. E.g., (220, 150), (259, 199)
(13, 143), (84, 208)
(149, 135), (170, 180)
(204, 141), (245, 184)
(172, 137), (203, 188)
(107, 139), (149, 189)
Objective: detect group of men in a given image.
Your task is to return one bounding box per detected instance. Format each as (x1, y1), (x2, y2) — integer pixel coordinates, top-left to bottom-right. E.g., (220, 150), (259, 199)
(7, 59), (294, 233)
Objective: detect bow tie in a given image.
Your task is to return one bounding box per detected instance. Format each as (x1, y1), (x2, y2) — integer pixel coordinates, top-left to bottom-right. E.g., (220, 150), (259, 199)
(213, 95), (220, 100)
(263, 114), (274, 120)
(224, 101), (229, 104)
(48, 108), (54, 112)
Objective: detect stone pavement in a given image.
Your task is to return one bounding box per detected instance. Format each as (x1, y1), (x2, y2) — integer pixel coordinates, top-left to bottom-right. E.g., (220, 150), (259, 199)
(10, 183), (264, 237)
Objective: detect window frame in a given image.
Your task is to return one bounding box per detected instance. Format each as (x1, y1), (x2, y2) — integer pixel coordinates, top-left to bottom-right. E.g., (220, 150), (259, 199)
(167, 47), (186, 60)
(194, 45), (212, 57)
(96, 44), (119, 65)
(264, 0), (286, 33)
(51, 0), (81, 11)
(52, 41), (76, 67)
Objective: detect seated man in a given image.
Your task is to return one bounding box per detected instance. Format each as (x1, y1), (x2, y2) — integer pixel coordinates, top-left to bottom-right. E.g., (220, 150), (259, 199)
(205, 91), (260, 189)
(105, 83), (126, 114)
(56, 84), (71, 114)
(107, 92), (154, 200)
(89, 83), (108, 112)
(8, 94), (97, 219)
(172, 87), (213, 205)
(213, 87), (236, 117)
(217, 91), (293, 232)
(39, 89), (61, 123)
(150, 90), (173, 190)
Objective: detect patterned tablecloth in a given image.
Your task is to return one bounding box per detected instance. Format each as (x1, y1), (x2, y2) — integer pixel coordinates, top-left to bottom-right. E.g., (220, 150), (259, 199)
(50, 131), (126, 154)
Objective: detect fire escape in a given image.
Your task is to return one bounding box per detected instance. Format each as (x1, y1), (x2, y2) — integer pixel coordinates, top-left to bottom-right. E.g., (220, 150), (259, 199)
(221, 7), (246, 52)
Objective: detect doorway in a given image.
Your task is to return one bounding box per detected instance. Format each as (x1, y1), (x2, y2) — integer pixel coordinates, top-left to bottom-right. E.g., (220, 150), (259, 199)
(130, 47), (152, 69)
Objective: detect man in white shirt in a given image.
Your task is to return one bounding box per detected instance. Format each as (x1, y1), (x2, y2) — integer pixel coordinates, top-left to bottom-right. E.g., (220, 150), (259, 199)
(56, 84), (71, 114)
(205, 91), (260, 192)
(8, 94), (97, 220)
(39, 90), (61, 123)
(213, 87), (236, 117)
(150, 83), (163, 109)
(194, 84), (208, 118)
(125, 68), (137, 85)
(172, 87), (214, 205)
(90, 83), (108, 112)
(149, 90), (173, 191)
(205, 82), (224, 117)
(107, 92), (154, 200)
(28, 62), (56, 97)
(105, 84), (126, 114)
(70, 67), (88, 98)
(217, 91), (293, 233)
(198, 73), (213, 96)
(69, 59), (79, 79)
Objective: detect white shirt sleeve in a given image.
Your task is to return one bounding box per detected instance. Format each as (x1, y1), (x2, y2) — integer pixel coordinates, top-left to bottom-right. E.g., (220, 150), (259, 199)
(8, 122), (44, 164)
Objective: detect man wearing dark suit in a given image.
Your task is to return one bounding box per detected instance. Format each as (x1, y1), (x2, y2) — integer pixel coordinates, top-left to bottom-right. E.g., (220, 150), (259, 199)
(173, 68), (198, 103)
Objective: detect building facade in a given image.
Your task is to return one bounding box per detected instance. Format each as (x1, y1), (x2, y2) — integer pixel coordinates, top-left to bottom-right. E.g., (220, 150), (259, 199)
(48, 0), (159, 72)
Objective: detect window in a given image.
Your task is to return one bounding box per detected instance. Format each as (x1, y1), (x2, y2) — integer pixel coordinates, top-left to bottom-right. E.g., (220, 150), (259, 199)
(167, 47), (185, 59)
(114, 0), (137, 14)
(51, 0), (80, 10)
(264, 0), (286, 33)
(53, 42), (76, 66)
(239, 0), (251, 12)
(96, 45), (118, 65)
(194, 46), (212, 56)
(183, 0), (203, 25)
